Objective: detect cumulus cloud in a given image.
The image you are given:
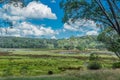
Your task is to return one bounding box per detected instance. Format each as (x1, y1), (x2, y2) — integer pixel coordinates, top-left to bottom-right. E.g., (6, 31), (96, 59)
(0, 1), (57, 21)
(0, 22), (57, 38)
(0, 1), (58, 38)
(51, 36), (57, 39)
(64, 19), (99, 35)
(86, 31), (98, 35)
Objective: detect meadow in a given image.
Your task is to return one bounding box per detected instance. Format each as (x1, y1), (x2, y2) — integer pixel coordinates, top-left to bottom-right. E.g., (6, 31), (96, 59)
(0, 48), (119, 80)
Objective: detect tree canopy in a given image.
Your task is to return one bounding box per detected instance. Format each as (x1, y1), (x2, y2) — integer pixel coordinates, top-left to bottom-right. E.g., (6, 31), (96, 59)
(60, 0), (120, 36)
(0, 36), (103, 50)
(98, 27), (120, 58)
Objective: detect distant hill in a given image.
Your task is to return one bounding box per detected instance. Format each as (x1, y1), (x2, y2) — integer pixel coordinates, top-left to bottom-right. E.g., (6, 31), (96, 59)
(0, 36), (105, 50)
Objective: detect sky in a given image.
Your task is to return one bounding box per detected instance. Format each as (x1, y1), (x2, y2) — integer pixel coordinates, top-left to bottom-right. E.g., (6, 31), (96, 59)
(0, 0), (99, 39)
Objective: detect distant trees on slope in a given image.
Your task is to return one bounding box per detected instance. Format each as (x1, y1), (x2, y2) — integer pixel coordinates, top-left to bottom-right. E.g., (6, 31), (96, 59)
(0, 36), (105, 50)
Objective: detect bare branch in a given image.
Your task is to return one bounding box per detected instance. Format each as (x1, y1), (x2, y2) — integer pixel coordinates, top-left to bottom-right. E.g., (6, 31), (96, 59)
(95, 0), (119, 33)
(107, 0), (120, 34)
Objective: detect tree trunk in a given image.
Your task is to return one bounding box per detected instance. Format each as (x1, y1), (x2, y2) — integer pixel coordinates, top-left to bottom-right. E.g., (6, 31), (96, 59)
(115, 52), (120, 59)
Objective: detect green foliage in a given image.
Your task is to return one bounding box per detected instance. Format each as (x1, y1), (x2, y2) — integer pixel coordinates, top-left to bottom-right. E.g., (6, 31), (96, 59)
(89, 53), (99, 61)
(76, 46), (85, 50)
(112, 61), (120, 69)
(87, 61), (102, 70)
(60, 0), (120, 36)
(58, 35), (104, 50)
(2, 66), (13, 77)
(64, 45), (74, 50)
(0, 37), (57, 49)
(98, 28), (120, 58)
(0, 55), (84, 77)
(3, 69), (120, 80)
(0, 49), (117, 77)
(0, 35), (104, 50)
(87, 53), (102, 70)
(61, 0), (120, 58)
(19, 65), (29, 75)
(48, 71), (53, 75)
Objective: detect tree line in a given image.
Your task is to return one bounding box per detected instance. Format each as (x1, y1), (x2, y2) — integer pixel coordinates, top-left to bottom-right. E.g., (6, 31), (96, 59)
(0, 36), (104, 50)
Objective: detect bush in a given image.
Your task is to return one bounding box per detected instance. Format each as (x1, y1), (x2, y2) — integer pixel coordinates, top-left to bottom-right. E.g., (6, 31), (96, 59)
(89, 53), (99, 61)
(112, 61), (120, 69)
(87, 53), (102, 70)
(87, 61), (102, 70)
(2, 67), (13, 76)
(19, 66), (28, 75)
(48, 71), (53, 75)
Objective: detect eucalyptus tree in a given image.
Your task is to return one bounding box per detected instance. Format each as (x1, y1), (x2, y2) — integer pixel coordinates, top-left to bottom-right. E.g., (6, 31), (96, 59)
(98, 28), (120, 58)
(60, 0), (120, 58)
(60, 0), (120, 36)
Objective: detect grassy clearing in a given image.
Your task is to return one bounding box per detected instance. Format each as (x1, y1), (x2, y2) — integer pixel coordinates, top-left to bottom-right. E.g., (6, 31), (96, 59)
(0, 57), (84, 76)
(0, 49), (119, 78)
(1, 69), (120, 80)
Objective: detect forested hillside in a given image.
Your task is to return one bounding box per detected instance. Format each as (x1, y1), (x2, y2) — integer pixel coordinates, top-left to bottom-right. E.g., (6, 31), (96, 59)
(0, 36), (105, 50)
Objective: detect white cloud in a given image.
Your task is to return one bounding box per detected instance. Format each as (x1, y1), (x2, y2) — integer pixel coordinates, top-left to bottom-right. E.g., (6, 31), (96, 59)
(0, 1), (58, 38)
(64, 19), (99, 35)
(64, 19), (97, 31)
(51, 36), (57, 39)
(0, 1), (57, 21)
(86, 31), (98, 35)
(64, 23), (78, 31)
(51, 0), (56, 3)
(0, 22), (57, 38)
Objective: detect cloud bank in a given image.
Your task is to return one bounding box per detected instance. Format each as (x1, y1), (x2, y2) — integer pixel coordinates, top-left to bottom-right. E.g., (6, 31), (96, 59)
(0, 1), (57, 21)
(0, 22), (57, 38)
(63, 19), (99, 35)
(0, 1), (58, 38)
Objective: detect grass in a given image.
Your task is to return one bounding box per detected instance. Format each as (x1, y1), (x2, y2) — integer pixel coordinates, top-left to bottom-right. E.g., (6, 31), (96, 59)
(0, 48), (119, 79)
(1, 69), (120, 80)
(0, 56), (84, 76)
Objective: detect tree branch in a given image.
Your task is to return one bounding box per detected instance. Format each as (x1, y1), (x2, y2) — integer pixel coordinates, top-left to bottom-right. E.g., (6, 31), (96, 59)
(95, 0), (119, 34)
(107, 0), (120, 35)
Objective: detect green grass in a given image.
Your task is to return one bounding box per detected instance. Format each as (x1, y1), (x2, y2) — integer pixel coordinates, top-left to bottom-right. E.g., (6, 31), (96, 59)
(0, 49), (119, 78)
(1, 69), (120, 80)
(0, 57), (84, 76)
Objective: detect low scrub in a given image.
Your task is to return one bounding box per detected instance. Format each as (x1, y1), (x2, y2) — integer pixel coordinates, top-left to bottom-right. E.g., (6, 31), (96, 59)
(87, 61), (102, 70)
(2, 69), (120, 80)
(112, 61), (120, 69)
(88, 53), (102, 70)
(58, 66), (82, 71)
(48, 71), (53, 75)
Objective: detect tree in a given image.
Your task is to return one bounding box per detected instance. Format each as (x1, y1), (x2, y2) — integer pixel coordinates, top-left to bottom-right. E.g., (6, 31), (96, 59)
(60, 0), (120, 36)
(76, 45), (85, 50)
(60, 0), (120, 58)
(98, 27), (120, 59)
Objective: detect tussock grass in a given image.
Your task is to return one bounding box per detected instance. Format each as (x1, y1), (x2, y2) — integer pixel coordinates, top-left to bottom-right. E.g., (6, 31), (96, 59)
(1, 69), (120, 80)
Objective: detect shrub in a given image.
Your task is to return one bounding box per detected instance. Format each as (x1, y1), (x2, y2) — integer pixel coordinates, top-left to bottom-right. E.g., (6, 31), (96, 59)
(2, 67), (13, 76)
(87, 61), (102, 70)
(88, 53), (102, 70)
(58, 66), (82, 71)
(19, 66), (28, 75)
(89, 53), (99, 61)
(112, 61), (120, 69)
(48, 71), (53, 75)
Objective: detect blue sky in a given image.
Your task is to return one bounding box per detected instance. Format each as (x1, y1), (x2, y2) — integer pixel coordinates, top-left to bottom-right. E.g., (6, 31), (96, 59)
(0, 0), (99, 39)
